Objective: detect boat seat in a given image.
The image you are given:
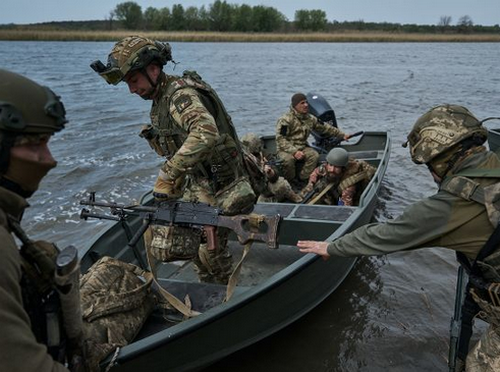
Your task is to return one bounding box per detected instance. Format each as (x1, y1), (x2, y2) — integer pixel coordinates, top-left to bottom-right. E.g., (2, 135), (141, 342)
(254, 203), (355, 222)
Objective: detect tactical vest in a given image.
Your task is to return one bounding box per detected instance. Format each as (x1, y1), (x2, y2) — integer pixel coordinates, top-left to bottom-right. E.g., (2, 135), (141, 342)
(440, 169), (500, 229)
(441, 169), (500, 279)
(5, 214), (66, 363)
(150, 71), (245, 186)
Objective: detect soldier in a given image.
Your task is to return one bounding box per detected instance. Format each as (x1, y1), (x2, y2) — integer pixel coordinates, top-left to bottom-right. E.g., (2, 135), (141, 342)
(0, 69), (70, 371)
(297, 104), (500, 371)
(91, 36), (255, 284)
(276, 92), (352, 184)
(240, 133), (302, 203)
(301, 147), (376, 206)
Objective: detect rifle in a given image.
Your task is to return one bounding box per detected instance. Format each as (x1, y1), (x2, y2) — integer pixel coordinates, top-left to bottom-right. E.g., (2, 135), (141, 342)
(265, 158), (283, 168)
(80, 192), (281, 250)
(448, 265), (468, 372)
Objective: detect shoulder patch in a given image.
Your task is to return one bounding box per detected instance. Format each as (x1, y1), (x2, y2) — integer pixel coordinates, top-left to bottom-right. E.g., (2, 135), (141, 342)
(173, 95), (193, 114)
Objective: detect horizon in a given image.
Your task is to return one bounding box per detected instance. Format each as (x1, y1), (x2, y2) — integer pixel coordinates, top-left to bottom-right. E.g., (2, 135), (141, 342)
(1, 0), (499, 27)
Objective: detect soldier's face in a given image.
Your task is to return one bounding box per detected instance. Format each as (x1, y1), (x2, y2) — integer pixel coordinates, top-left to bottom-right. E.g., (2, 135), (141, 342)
(326, 164), (343, 176)
(124, 66), (158, 100)
(4, 135), (57, 195)
(294, 100), (309, 114)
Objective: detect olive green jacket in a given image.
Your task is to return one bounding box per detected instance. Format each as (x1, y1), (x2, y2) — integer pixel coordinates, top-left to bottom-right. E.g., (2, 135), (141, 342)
(0, 187), (68, 372)
(327, 150), (500, 261)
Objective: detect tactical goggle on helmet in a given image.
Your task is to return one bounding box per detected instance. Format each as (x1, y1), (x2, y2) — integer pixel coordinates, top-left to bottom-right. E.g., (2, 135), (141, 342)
(0, 69), (66, 135)
(90, 36), (172, 85)
(406, 104), (487, 165)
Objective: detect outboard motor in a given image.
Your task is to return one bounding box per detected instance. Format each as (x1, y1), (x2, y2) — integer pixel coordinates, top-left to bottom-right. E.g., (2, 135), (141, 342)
(307, 92), (338, 128)
(307, 92), (338, 153)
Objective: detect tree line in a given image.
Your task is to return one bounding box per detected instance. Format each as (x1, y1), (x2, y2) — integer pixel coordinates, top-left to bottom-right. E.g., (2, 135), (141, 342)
(1, 0), (498, 34)
(108, 1), (498, 34)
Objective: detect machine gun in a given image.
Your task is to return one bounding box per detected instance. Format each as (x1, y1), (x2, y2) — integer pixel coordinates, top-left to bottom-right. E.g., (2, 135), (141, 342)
(80, 193), (281, 252)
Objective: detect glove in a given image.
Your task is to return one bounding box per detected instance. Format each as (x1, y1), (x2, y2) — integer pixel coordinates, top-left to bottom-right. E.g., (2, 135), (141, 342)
(153, 170), (184, 201)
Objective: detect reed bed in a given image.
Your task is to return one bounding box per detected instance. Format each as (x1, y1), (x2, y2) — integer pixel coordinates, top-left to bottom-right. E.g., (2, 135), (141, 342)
(0, 29), (499, 42)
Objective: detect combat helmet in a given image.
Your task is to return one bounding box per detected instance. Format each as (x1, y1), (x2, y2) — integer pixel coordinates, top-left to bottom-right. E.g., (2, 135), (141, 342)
(0, 69), (66, 171)
(90, 36), (172, 85)
(326, 148), (349, 167)
(407, 104), (487, 166)
(0, 69), (66, 136)
(240, 133), (263, 154)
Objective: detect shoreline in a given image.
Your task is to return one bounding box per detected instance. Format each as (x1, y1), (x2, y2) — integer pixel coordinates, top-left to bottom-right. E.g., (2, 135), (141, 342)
(0, 30), (499, 42)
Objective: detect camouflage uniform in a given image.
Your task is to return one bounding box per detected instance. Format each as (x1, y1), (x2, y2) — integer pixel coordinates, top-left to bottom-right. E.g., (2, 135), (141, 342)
(240, 133), (302, 203)
(276, 106), (345, 181)
(321, 105), (500, 371)
(146, 71), (251, 284)
(93, 36), (255, 284)
(301, 159), (376, 206)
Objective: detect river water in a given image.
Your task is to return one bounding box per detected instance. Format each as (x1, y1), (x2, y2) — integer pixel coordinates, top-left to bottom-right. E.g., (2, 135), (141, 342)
(1, 41), (499, 371)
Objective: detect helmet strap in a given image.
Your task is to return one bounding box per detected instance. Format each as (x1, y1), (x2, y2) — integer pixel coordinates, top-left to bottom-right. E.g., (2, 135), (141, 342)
(0, 132), (16, 174)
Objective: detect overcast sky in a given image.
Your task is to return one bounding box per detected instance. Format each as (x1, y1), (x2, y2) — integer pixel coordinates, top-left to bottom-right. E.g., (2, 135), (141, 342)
(1, 0), (499, 26)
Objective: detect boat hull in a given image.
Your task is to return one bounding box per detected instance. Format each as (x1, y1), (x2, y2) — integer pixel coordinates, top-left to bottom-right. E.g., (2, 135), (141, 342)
(488, 128), (500, 154)
(79, 131), (391, 371)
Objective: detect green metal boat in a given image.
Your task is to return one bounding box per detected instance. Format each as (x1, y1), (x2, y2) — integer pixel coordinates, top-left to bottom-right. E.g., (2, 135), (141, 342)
(488, 128), (500, 154)
(79, 130), (391, 372)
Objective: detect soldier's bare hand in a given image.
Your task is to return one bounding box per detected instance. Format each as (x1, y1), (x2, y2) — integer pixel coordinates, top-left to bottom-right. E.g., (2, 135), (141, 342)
(294, 150), (305, 160)
(297, 240), (330, 259)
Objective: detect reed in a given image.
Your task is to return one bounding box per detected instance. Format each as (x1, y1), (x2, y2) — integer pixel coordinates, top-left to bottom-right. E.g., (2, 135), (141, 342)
(0, 29), (499, 42)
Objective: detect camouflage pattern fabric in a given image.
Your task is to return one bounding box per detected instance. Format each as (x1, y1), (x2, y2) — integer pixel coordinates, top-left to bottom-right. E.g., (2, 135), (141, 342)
(407, 104), (487, 165)
(182, 177), (233, 283)
(149, 224), (202, 262)
(276, 106), (345, 181)
(215, 176), (256, 215)
(465, 290), (500, 372)
(193, 242), (233, 284)
(240, 134), (301, 202)
(144, 71), (255, 283)
(302, 158), (375, 206)
(80, 256), (155, 371)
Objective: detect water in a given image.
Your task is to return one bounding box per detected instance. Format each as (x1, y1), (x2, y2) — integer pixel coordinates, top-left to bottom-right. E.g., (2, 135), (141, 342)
(1, 41), (499, 371)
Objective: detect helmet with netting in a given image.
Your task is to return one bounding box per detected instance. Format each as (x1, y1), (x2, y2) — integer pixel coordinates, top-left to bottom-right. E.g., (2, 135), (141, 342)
(240, 133), (263, 154)
(0, 69), (66, 135)
(91, 36), (172, 85)
(407, 104), (487, 165)
(326, 148), (349, 167)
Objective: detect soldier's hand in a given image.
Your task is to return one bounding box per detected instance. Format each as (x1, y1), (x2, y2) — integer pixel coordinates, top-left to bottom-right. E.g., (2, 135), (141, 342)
(297, 240), (330, 260)
(153, 172), (183, 201)
(294, 150), (305, 160)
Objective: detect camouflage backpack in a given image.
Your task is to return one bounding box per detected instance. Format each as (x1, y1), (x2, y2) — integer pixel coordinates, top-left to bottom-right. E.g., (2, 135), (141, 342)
(80, 256), (155, 370)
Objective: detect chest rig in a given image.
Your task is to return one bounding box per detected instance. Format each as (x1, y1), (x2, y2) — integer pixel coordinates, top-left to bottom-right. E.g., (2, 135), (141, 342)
(5, 213), (65, 363)
(440, 168), (500, 279)
(150, 71), (245, 187)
